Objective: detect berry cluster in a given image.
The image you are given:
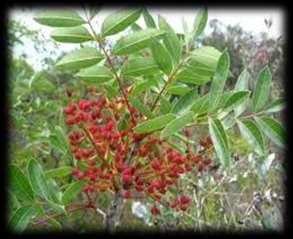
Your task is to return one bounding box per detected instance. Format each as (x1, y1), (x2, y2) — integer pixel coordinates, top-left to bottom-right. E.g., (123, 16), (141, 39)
(169, 195), (191, 211)
(63, 88), (214, 216)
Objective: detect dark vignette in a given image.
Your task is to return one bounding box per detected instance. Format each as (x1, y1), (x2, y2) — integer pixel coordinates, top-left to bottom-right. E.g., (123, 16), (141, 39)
(1, 0), (291, 238)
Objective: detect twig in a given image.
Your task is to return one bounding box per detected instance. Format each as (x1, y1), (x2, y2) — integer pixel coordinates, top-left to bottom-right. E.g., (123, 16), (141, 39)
(81, 124), (106, 163)
(150, 60), (185, 111)
(84, 13), (136, 125)
(32, 204), (85, 226)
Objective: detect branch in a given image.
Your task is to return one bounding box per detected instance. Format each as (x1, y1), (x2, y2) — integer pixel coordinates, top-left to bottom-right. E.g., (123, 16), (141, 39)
(81, 124), (107, 163)
(32, 204), (86, 226)
(84, 14), (136, 125)
(150, 61), (184, 111)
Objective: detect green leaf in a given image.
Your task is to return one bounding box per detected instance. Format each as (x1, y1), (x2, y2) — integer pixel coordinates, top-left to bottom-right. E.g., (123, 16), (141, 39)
(254, 116), (285, 147)
(143, 8), (156, 28)
(88, 7), (101, 20)
(47, 218), (62, 230)
(49, 134), (63, 153)
(133, 113), (176, 133)
(150, 38), (173, 75)
(252, 66), (272, 112)
(62, 180), (87, 205)
(27, 158), (53, 201)
(208, 118), (230, 168)
(190, 94), (210, 115)
(130, 77), (158, 96)
(54, 126), (69, 152)
(237, 119), (266, 155)
(208, 49), (230, 111)
(159, 96), (172, 114)
(113, 28), (165, 55)
(234, 69), (251, 116)
(161, 111), (194, 138)
(34, 10), (85, 27)
(131, 23), (142, 31)
(223, 91), (250, 113)
(75, 65), (113, 84)
(176, 46), (221, 85)
(182, 17), (190, 46)
(9, 165), (34, 203)
(171, 88), (198, 114)
(31, 71), (55, 93)
(55, 47), (103, 70)
(264, 98), (285, 113)
(45, 166), (72, 178)
(190, 46), (221, 69)
(47, 200), (66, 214)
(130, 97), (155, 119)
(49, 126), (68, 154)
(47, 178), (63, 203)
(51, 26), (93, 43)
(217, 91), (236, 107)
(121, 57), (160, 77)
(192, 8), (208, 40)
(221, 113), (236, 130)
(9, 191), (20, 209)
(166, 84), (192, 95)
(158, 15), (182, 64)
(104, 81), (120, 98)
(102, 8), (142, 36)
(9, 206), (37, 232)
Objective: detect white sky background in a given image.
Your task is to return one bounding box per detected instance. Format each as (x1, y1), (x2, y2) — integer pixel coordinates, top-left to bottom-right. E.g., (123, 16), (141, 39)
(10, 7), (284, 70)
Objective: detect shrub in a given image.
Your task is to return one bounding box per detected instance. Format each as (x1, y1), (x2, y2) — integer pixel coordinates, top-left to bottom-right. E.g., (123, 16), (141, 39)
(8, 7), (285, 232)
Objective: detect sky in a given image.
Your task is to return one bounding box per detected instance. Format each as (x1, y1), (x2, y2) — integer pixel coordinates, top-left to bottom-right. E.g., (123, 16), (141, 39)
(9, 7), (284, 70)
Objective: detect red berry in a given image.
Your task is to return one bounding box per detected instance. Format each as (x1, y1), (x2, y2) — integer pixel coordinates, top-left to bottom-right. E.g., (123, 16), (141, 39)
(135, 184), (144, 191)
(203, 158), (212, 165)
(206, 136), (212, 146)
(184, 162), (192, 171)
(77, 171), (85, 180)
(147, 185), (155, 193)
(179, 195), (191, 205)
(133, 133), (144, 142)
(71, 168), (80, 176)
(138, 147), (148, 157)
(193, 154), (201, 163)
(63, 103), (76, 115)
(105, 120), (114, 131)
(65, 116), (76, 125)
(100, 172), (110, 180)
(180, 204), (188, 211)
(151, 160), (161, 171)
(150, 179), (161, 189)
(121, 190), (131, 199)
(97, 97), (106, 107)
(122, 167), (132, 176)
(197, 162), (204, 172)
(151, 205), (160, 215)
(122, 174), (132, 184)
(169, 199), (179, 208)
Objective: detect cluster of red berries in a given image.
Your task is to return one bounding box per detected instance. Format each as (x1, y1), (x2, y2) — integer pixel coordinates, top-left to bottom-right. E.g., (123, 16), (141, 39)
(63, 87), (214, 216)
(150, 194), (191, 216)
(169, 195), (191, 211)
